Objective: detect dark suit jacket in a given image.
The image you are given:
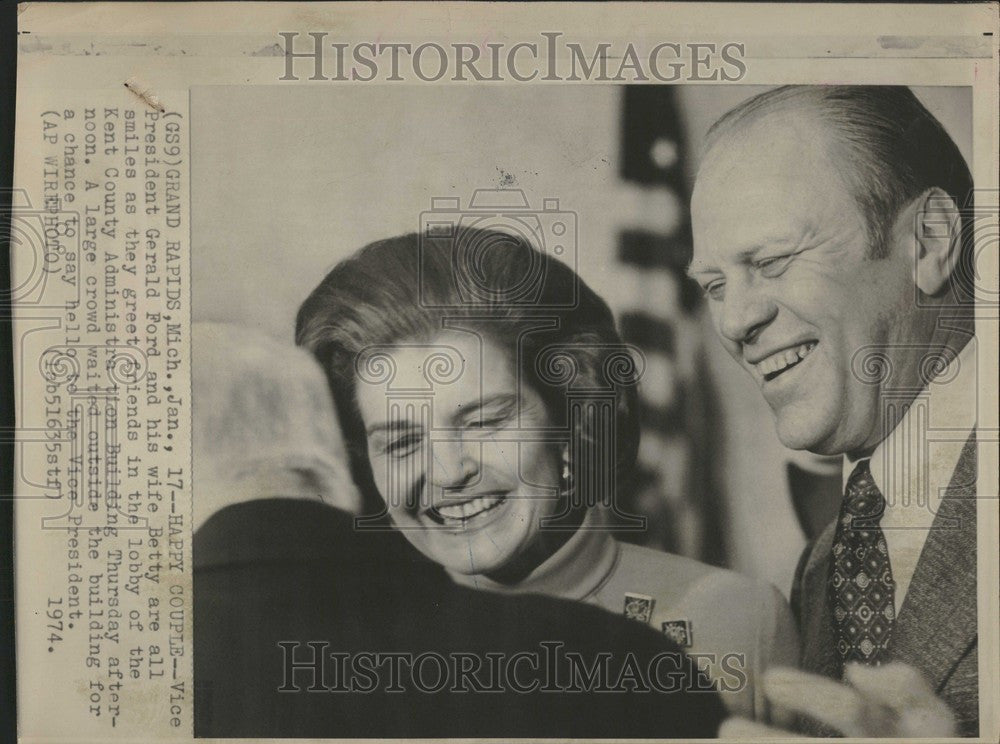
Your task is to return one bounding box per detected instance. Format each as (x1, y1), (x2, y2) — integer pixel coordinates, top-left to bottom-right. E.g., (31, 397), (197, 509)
(194, 498), (725, 738)
(791, 436), (978, 736)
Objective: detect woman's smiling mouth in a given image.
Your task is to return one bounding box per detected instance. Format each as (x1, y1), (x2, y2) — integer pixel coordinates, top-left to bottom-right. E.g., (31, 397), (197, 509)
(427, 493), (509, 527)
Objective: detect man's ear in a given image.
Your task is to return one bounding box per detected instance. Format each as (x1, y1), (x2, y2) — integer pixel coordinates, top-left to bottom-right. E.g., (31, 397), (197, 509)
(910, 188), (962, 296)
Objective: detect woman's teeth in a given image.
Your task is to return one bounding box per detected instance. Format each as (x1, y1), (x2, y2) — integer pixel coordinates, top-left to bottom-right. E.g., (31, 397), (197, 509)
(756, 342), (816, 379)
(433, 494), (506, 523)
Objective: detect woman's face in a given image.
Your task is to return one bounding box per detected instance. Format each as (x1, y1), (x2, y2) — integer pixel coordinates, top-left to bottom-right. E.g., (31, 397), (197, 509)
(355, 330), (565, 578)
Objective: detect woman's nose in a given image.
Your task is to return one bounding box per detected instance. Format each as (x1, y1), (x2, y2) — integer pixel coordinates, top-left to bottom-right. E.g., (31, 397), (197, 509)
(428, 438), (479, 490)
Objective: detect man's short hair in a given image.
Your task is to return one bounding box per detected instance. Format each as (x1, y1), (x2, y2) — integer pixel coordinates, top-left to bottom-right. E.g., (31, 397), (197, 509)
(703, 86), (975, 303)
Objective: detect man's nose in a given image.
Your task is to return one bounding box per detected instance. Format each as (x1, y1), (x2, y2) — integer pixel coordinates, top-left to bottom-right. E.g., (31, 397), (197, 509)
(716, 279), (777, 347)
(428, 438), (479, 491)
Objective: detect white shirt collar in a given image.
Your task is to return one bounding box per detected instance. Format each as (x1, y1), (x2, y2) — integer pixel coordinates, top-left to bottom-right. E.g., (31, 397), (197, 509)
(841, 337), (977, 611)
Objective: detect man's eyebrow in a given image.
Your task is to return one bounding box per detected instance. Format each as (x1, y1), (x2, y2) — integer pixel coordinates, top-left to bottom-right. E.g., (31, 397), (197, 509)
(686, 262), (719, 279)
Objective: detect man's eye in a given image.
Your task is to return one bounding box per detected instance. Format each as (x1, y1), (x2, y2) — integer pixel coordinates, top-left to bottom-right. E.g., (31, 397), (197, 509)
(386, 435), (422, 457)
(754, 255), (793, 277)
(703, 280), (725, 301)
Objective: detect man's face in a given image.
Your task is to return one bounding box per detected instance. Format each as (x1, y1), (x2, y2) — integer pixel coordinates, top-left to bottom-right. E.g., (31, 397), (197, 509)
(355, 331), (564, 578)
(690, 113), (919, 457)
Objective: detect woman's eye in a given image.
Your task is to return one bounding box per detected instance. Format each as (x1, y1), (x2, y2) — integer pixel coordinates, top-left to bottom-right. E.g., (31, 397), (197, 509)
(467, 417), (506, 431)
(385, 435), (422, 457)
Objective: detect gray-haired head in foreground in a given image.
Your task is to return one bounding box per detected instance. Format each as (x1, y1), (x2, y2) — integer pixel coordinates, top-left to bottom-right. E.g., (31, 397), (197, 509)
(702, 85), (975, 303)
(192, 321), (360, 530)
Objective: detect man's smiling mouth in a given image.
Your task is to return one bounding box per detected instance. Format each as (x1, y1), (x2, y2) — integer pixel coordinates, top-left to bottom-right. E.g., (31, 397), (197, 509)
(753, 342), (817, 382)
(426, 493), (508, 526)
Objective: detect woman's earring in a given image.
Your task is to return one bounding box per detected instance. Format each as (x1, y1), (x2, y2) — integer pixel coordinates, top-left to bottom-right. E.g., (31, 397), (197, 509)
(559, 457), (573, 497)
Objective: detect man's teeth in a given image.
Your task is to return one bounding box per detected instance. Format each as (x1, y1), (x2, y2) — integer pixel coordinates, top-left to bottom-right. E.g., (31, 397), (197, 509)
(755, 342), (816, 378)
(435, 494), (505, 521)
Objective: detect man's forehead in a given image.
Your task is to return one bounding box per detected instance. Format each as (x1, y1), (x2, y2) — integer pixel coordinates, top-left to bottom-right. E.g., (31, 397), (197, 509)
(691, 166), (818, 252)
(690, 113), (856, 261)
(699, 110), (834, 184)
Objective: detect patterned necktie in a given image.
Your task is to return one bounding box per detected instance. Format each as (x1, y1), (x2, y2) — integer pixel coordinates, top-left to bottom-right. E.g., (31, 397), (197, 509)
(829, 459), (896, 671)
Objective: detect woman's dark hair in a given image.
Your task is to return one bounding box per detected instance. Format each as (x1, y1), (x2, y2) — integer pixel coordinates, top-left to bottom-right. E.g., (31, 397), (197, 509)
(295, 228), (640, 512)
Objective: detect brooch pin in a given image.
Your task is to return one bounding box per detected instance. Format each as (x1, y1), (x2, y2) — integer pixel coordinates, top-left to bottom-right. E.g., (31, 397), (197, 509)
(661, 619), (693, 647)
(623, 592), (655, 623)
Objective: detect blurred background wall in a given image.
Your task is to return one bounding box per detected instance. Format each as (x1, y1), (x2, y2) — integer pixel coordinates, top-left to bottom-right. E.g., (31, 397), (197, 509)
(193, 85), (971, 596)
